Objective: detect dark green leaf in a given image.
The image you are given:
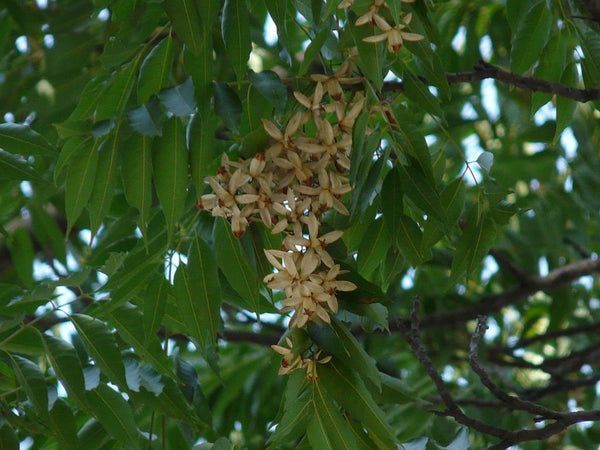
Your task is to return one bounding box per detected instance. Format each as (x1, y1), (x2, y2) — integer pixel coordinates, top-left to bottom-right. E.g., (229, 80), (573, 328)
(214, 82), (242, 133)
(137, 35), (174, 104)
(43, 335), (87, 409)
(86, 383), (139, 447)
(48, 399), (79, 449)
(188, 112), (217, 194)
(402, 70), (444, 119)
(308, 380), (357, 450)
(95, 56), (141, 120)
(7, 227), (35, 287)
(153, 117), (189, 241)
(381, 168), (404, 237)
(213, 218), (261, 312)
(221, 0), (252, 80)
(159, 77), (197, 116)
(357, 217), (391, 278)
(10, 354), (48, 417)
(248, 70), (288, 113)
(128, 98), (164, 136)
(164, 0), (203, 55)
(299, 28), (330, 76)
(0, 150), (45, 183)
(0, 123), (54, 157)
(510, 1), (552, 73)
(71, 314), (127, 387)
(143, 276), (169, 343)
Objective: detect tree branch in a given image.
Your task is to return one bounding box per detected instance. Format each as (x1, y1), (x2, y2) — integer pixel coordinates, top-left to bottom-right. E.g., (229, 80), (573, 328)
(391, 256), (600, 331)
(383, 60), (600, 103)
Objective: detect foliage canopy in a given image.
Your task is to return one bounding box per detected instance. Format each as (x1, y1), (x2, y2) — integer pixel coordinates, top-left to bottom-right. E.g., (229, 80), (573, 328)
(1, 0), (600, 448)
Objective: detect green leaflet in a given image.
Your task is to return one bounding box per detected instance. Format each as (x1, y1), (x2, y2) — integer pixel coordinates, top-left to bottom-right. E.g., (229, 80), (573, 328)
(153, 117), (189, 242)
(188, 112), (217, 194)
(48, 399), (79, 449)
(10, 354), (48, 418)
(213, 218), (261, 312)
(95, 55), (141, 121)
(143, 276), (169, 344)
(86, 383), (140, 447)
(89, 123), (122, 238)
(319, 362), (397, 447)
(65, 137), (101, 235)
(357, 217), (391, 278)
(119, 132), (153, 234)
(221, 0), (251, 80)
(0, 123), (54, 157)
(308, 381), (358, 450)
(510, 1), (551, 74)
(0, 150), (45, 183)
(173, 235), (221, 349)
(137, 35), (174, 104)
(43, 335), (87, 409)
(164, 0), (203, 56)
(71, 314), (127, 388)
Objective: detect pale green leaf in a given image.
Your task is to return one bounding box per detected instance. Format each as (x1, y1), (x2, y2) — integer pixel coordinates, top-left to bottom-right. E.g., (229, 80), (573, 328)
(158, 77), (196, 116)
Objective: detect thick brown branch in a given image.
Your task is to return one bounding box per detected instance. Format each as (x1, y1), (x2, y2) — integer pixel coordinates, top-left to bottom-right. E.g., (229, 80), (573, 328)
(383, 60), (600, 103)
(392, 256), (600, 331)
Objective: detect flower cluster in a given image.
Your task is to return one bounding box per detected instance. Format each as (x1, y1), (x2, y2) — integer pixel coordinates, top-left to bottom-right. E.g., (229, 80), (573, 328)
(271, 337), (331, 381)
(340, 0), (424, 53)
(199, 60), (363, 330)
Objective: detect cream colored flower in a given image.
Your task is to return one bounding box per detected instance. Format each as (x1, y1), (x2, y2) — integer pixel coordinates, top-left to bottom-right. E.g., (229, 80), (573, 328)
(304, 351), (332, 382)
(363, 13), (424, 53)
(271, 337), (303, 375)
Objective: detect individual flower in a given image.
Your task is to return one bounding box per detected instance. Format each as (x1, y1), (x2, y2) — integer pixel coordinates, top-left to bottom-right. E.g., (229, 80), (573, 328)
(355, 0), (388, 27)
(271, 337), (303, 375)
(303, 351), (332, 382)
(261, 113), (304, 160)
(310, 60), (362, 102)
(363, 13), (424, 53)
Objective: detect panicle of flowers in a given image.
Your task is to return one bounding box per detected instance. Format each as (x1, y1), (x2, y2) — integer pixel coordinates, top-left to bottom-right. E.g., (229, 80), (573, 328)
(199, 59), (367, 379)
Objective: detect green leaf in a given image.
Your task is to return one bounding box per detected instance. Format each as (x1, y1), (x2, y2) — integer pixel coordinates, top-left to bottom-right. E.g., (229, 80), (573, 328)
(396, 214), (429, 266)
(153, 117), (189, 241)
(164, 0), (203, 55)
(357, 217), (391, 278)
(174, 236), (222, 348)
(298, 28), (330, 76)
(531, 30), (569, 115)
(137, 35), (174, 104)
(7, 227), (35, 287)
(71, 314), (127, 388)
(10, 354), (48, 417)
(0, 150), (45, 183)
(188, 112), (217, 194)
(65, 137), (101, 235)
(390, 126), (434, 184)
(450, 209), (497, 283)
(89, 123), (122, 237)
(120, 133), (153, 232)
(402, 70), (444, 120)
(0, 123), (54, 157)
(397, 159), (445, 223)
(350, 21), (384, 91)
(554, 63), (578, 143)
(213, 218), (261, 312)
(54, 136), (92, 184)
(48, 399), (79, 449)
(43, 335), (87, 409)
(221, 0), (251, 80)
(143, 276), (169, 344)
(376, 372), (419, 404)
(86, 383), (140, 447)
(441, 178), (466, 229)
(510, 1), (552, 74)
(0, 423), (18, 449)
(158, 77), (197, 116)
(269, 390), (312, 445)
(381, 168), (404, 237)
(128, 98), (164, 136)
(308, 381), (358, 450)
(95, 56), (141, 121)
(108, 304), (174, 380)
(214, 82), (242, 133)
(579, 29), (600, 90)
(29, 202), (67, 264)
(248, 70), (288, 113)
(319, 362), (396, 447)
